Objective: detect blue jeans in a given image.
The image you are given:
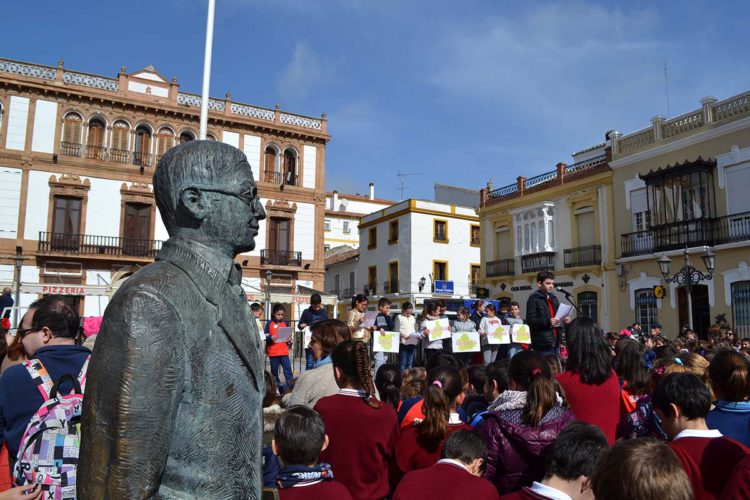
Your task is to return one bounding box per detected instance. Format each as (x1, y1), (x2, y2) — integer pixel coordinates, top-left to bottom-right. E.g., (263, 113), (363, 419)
(305, 348), (315, 371)
(270, 355), (293, 390)
(507, 343), (523, 358)
(400, 344), (416, 372)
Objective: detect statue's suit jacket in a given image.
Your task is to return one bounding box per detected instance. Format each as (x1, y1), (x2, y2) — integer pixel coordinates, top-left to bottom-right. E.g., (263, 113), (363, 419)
(79, 238), (264, 499)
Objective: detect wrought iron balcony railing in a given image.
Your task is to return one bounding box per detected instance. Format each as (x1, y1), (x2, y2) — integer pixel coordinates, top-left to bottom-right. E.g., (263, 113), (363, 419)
(109, 148), (129, 164)
(60, 142), (82, 157)
(86, 144), (107, 160)
(260, 249), (302, 266)
(564, 245), (602, 268)
(133, 151), (152, 167)
(38, 232), (162, 258)
(521, 252), (556, 274)
(486, 258), (515, 277)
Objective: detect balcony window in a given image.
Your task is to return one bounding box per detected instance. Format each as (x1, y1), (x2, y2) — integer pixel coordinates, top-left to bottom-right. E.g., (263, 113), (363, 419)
(732, 281), (750, 337)
(133, 125), (152, 167)
(122, 202), (153, 256)
(471, 264), (481, 288)
(578, 291), (598, 323)
(283, 148), (298, 186)
(368, 227), (377, 249)
(389, 220), (399, 244)
(86, 118), (106, 160)
(156, 127), (175, 163)
(433, 260), (448, 281)
(268, 217), (290, 254)
(51, 196), (82, 250)
(324, 218), (331, 231)
(643, 159), (715, 226)
(515, 203), (555, 256)
(264, 145), (280, 183)
(470, 225), (480, 246)
(343, 221), (350, 233)
(635, 288), (658, 333)
(179, 131), (195, 143)
(110, 121), (130, 163)
(367, 266), (377, 295)
(388, 261), (399, 293)
(61, 112), (83, 157)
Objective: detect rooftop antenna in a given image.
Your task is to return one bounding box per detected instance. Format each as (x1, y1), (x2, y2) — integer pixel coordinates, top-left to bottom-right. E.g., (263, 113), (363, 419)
(663, 59), (671, 118)
(396, 171), (420, 200)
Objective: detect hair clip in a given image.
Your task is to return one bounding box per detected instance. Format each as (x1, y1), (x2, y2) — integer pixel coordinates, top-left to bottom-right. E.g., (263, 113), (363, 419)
(531, 368), (542, 376)
(432, 380), (443, 388)
(674, 357), (684, 366)
(653, 366), (666, 376)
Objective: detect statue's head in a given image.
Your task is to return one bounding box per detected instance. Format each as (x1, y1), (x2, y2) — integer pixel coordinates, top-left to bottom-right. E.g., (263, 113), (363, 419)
(154, 141), (266, 255)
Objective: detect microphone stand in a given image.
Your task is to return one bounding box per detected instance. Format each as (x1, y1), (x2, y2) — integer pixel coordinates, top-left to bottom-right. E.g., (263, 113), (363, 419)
(558, 289), (582, 317)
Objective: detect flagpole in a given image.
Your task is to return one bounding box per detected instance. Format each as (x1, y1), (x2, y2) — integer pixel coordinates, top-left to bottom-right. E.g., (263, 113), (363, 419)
(199, 0), (216, 140)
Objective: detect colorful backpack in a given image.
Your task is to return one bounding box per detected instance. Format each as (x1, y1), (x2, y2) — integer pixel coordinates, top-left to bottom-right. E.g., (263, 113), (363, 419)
(13, 356), (90, 499)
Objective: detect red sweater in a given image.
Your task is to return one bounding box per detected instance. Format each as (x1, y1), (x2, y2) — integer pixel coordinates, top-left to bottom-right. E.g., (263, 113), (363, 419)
(555, 370), (620, 444)
(395, 422), (474, 475)
(278, 480), (353, 500)
(393, 462), (499, 500)
(266, 320), (290, 357)
(314, 393), (399, 500)
(669, 435), (749, 499)
(721, 453), (750, 499)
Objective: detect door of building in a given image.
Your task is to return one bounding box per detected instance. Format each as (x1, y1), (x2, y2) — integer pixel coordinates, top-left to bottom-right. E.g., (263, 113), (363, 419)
(268, 218), (290, 265)
(677, 284), (710, 337)
(123, 203), (152, 256)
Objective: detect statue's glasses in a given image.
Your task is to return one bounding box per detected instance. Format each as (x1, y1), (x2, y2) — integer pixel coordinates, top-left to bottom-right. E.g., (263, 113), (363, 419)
(195, 187), (258, 209)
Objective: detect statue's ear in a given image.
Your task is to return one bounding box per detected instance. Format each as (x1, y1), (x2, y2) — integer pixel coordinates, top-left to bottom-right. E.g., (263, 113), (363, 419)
(179, 187), (208, 222)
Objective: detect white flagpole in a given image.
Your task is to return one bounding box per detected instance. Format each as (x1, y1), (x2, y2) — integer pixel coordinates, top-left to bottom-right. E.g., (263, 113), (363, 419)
(199, 0), (216, 140)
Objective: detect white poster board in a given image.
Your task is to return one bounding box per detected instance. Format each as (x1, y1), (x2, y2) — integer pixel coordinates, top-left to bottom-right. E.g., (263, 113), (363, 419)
(425, 318), (451, 341)
(512, 324), (531, 343)
(452, 331), (481, 353)
(373, 331), (400, 353)
(274, 326), (293, 343)
(487, 323), (511, 345)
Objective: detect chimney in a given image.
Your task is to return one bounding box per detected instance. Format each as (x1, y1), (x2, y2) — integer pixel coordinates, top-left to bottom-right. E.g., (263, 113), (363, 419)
(332, 190), (339, 211)
(368, 182), (375, 200)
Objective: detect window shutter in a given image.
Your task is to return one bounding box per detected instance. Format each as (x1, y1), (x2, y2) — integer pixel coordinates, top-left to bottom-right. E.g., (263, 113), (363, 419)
(63, 115), (82, 144)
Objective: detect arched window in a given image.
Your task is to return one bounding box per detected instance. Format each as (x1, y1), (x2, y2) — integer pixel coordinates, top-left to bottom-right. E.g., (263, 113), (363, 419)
(86, 118), (106, 160)
(0, 101), (3, 137)
(179, 131), (195, 143)
(634, 288), (658, 333)
(206, 133), (217, 141)
(264, 145), (280, 183)
(732, 281), (750, 337)
(156, 127), (175, 163)
(110, 121), (130, 163)
(283, 148), (297, 185)
(134, 125), (152, 167)
(61, 113), (83, 157)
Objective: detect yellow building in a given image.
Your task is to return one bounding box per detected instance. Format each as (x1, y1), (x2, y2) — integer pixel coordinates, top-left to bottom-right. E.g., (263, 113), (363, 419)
(610, 91), (750, 337)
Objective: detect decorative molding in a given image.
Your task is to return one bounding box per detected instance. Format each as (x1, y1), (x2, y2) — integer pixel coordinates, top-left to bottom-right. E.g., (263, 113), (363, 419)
(0, 60), (56, 80)
(176, 93), (225, 111)
(623, 175), (646, 210)
(716, 144), (750, 189)
(627, 273), (662, 310)
(280, 113), (322, 130)
(49, 174), (91, 197)
(230, 103), (275, 121)
(63, 72), (119, 92)
(120, 182), (154, 204)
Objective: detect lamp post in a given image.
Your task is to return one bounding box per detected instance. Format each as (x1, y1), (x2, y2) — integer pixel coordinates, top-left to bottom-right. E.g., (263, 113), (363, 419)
(657, 246), (715, 331)
(13, 246), (23, 327)
(264, 270), (273, 320)
(418, 276), (426, 293)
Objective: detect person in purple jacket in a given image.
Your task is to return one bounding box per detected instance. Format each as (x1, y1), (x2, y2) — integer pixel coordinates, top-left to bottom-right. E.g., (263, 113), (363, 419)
(0, 295), (90, 458)
(480, 350), (575, 495)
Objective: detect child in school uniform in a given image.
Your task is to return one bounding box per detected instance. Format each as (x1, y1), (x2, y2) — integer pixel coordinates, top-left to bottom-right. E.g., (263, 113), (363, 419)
(374, 297), (395, 373)
(265, 303), (293, 392)
(478, 304), (502, 365)
(272, 406), (352, 500)
(452, 306), (478, 367)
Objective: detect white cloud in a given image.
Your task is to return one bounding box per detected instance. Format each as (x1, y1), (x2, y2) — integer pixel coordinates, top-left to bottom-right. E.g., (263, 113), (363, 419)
(277, 42), (337, 100)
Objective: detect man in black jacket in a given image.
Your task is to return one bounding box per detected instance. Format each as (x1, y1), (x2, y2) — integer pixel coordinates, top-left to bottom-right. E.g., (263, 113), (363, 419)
(525, 271), (571, 355)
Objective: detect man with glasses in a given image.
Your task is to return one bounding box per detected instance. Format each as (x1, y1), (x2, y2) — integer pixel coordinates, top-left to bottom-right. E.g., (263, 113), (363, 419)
(0, 295), (88, 460)
(80, 141), (267, 499)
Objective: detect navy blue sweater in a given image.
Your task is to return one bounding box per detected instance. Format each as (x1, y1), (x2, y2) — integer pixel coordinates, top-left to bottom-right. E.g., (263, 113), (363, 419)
(0, 344), (90, 457)
(299, 307), (328, 328)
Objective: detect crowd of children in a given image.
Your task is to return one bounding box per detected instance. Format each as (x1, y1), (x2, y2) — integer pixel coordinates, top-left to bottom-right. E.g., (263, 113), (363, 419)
(260, 311), (750, 500)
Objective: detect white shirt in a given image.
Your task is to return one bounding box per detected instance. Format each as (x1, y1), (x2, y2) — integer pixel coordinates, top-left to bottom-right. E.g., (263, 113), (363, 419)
(436, 458), (471, 474)
(337, 388), (368, 398)
(529, 482), (573, 500)
(673, 428), (722, 440)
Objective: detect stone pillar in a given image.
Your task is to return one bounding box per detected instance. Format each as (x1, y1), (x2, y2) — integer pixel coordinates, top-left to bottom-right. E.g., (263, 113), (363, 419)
(517, 176), (526, 196)
(556, 162), (567, 183)
(609, 131), (622, 155)
(701, 96), (717, 124)
(651, 115), (665, 141)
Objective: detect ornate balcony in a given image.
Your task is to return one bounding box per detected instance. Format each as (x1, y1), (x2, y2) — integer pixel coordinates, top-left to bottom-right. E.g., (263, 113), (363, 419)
(38, 232), (162, 258)
(521, 252), (556, 274)
(264, 169), (282, 184)
(486, 258), (515, 277)
(564, 245), (602, 268)
(109, 148), (129, 164)
(60, 142), (82, 157)
(260, 249), (302, 267)
(86, 144), (107, 160)
(620, 211), (750, 257)
(132, 151), (152, 167)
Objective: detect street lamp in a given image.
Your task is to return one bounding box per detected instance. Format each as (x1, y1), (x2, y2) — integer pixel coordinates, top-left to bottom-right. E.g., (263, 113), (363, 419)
(264, 270), (273, 319)
(418, 276), (426, 293)
(657, 246), (714, 330)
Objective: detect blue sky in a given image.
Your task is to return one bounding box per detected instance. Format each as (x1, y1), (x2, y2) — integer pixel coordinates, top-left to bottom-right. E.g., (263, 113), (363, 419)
(2, 1), (748, 201)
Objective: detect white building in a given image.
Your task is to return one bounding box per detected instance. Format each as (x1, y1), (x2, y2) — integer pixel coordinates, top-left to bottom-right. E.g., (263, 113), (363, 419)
(326, 199), (481, 313)
(324, 184), (395, 251)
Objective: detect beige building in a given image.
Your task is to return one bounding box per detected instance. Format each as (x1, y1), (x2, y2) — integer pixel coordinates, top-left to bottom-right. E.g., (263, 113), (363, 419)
(0, 57), (330, 321)
(478, 146), (617, 330)
(610, 91), (750, 337)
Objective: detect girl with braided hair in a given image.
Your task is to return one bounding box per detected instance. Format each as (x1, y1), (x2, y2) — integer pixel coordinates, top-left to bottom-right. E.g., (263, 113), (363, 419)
(314, 340), (400, 499)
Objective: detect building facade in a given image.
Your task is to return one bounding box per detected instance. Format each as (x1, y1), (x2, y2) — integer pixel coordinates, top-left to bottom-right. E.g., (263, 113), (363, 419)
(327, 199), (480, 313)
(610, 91), (750, 337)
(478, 149), (616, 330)
(324, 184), (395, 251)
(0, 57), (329, 321)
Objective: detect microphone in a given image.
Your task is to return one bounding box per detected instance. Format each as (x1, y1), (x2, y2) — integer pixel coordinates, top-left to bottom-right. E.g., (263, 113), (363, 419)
(556, 286), (573, 297)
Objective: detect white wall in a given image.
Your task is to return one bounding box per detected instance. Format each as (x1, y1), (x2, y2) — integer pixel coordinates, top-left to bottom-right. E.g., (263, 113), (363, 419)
(294, 202), (316, 259)
(154, 206), (170, 241)
(19, 265), (39, 309)
(86, 178), (123, 237)
(31, 100), (58, 153)
(0, 168), (21, 238)
(325, 215), (360, 248)
(243, 134), (262, 183)
(0, 264), (14, 284)
(303, 145), (317, 189)
(24, 170), (51, 240)
(325, 257), (359, 295)
(222, 131), (240, 149)
(6, 96), (29, 150)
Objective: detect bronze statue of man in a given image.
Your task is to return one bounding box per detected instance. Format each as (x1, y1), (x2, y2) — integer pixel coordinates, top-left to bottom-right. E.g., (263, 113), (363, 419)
(79, 141), (266, 499)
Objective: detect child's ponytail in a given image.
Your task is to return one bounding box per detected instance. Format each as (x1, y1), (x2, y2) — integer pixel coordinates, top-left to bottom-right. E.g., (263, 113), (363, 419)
(418, 365), (463, 451)
(509, 350), (557, 428)
(331, 340), (382, 409)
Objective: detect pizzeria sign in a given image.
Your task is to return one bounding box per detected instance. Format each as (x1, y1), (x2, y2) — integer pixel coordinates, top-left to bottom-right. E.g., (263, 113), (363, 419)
(20, 284), (110, 296)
